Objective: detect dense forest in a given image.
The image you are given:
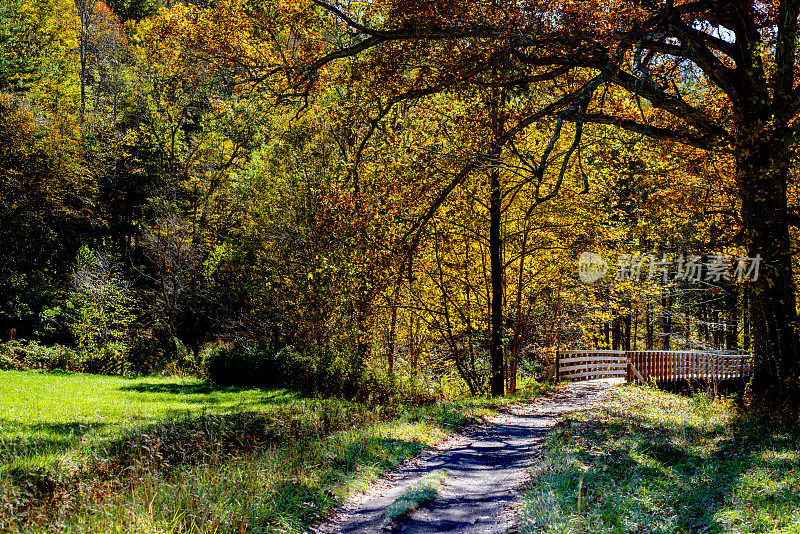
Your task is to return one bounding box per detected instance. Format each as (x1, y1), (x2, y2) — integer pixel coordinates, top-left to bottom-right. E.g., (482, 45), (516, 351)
(1, 0), (798, 418)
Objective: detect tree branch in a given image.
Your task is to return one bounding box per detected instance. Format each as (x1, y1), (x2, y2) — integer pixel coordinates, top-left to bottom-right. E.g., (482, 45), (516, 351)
(577, 113), (731, 151)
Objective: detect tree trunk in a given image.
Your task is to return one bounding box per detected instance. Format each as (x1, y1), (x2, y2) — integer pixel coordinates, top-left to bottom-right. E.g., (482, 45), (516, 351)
(76, 0), (91, 125)
(508, 218), (532, 395)
(387, 301), (397, 377)
(79, 30), (86, 124)
(737, 130), (800, 422)
(489, 167), (504, 397)
(743, 286), (751, 352)
(713, 310), (723, 348)
(661, 290), (672, 350)
(624, 314), (631, 351)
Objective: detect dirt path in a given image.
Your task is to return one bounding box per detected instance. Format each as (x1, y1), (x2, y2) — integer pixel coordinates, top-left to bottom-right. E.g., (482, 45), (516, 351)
(310, 378), (620, 534)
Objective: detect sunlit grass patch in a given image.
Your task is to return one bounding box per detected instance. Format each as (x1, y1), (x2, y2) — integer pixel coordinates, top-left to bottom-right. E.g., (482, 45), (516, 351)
(383, 469), (446, 525)
(0, 370), (296, 474)
(519, 384), (800, 534)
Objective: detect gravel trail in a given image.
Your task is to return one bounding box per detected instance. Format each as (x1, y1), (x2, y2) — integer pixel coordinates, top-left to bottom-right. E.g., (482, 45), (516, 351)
(310, 378), (620, 534)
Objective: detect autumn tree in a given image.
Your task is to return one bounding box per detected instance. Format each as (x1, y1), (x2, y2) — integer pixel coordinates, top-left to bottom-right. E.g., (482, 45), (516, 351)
(0, 93), (92, 339)
(75, 0), (97, 123)
(200, 0), (799, 416)
(69, 245), (136, 369)
(0, 1), (37, 92)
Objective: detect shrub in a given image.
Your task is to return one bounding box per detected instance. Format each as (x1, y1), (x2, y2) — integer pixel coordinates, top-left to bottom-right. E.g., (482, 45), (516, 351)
(0, 341), (81, 372)
(0, 349), (24, 371)
(68, 246), (136, 368)
(205, 343), (266, 386)
(126, 334), (168, 375)
(80, 341), (129, 375)
(204, 342), (441, 402)
(204, 343), (306, 388)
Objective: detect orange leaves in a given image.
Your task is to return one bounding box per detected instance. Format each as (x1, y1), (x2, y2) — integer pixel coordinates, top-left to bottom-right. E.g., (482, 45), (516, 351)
(138, 0), (328, 96)
(89, 1), (126, 48)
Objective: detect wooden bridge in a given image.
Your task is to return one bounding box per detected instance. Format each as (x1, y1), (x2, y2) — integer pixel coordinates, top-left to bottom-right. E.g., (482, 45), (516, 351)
(555, 349), (754, 384)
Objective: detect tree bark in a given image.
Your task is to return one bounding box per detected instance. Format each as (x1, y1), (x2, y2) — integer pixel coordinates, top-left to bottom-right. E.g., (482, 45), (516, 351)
(624, 314), (631, 351)
(661, 290), (672, 350)
(737, 128), (800, 421)
(387, 300), (397, 377)
(489, 167), (504, 397)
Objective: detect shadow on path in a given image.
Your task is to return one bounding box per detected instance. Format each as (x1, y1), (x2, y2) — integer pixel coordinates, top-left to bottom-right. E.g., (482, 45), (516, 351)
(312, 379), (619, 534)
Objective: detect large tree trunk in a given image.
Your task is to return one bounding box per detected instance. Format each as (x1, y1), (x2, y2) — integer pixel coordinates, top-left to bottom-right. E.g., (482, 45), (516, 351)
(737, 129), (800, 422)
(489, 167), (504, 397)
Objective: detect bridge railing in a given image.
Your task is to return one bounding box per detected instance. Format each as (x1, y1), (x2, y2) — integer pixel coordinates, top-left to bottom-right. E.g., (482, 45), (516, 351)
(555, 349), (753, 383)
(556, 350), (627, 381)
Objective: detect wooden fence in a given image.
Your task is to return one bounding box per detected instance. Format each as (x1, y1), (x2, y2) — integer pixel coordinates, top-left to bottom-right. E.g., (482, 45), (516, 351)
(555, 350), (753, 384)
(556, 350), (628, 381)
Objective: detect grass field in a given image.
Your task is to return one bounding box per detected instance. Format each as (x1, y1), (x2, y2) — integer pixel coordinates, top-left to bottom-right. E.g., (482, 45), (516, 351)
(0, 371), (296, 473)
(0, 369), (547, 532)
(519, 385), (800, 534)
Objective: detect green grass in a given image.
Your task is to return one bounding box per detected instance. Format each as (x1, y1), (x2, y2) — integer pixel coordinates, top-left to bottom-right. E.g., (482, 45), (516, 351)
(0, 369), (552, 533)
(0, 370), (295, 473)
(519, 385), (800, 534)
(383, 469), (446, 526)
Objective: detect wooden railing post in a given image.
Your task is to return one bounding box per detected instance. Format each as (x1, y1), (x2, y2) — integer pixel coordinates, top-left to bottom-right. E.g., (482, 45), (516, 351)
(626, 351), (631, 382)
(555, 350), (561, 384)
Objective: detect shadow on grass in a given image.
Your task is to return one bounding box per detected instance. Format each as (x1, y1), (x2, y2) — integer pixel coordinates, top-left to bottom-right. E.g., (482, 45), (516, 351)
(657, 377), (750, 397)
(521, 404), (800, 534)
(325, 437), (423, 484)
(0, 420), (110, 464)
(118, 382), (297, 405)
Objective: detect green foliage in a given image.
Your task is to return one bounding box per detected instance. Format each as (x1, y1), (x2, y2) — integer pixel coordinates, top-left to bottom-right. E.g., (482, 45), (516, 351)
(383, 469), (446, 525)
(205, 342), (299, 387)
(0, 336), (197, 377)
(125, 334), (175, 375)
(0, 1), (37, 92)
(4, 0), (80, 112)
(205, 342), (370, 398)
(0, 93), (89, 332)
(0, 341), (81, 372)
(67, 246), (136, 371)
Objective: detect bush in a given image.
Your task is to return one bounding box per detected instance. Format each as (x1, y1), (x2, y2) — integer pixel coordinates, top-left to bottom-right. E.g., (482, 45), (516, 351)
(0, 350), (24, 371)
(205, 343), (367, 396)
(204, 343), (312, 387)
(0, 341), (81, 372)
(80, 341), (129, 375)
(0, 340), (132, 376)
(204, 343), (267, 386)
(62, 246), (137, 375)
(204, 342), (437, 403)
(126, 335), (168, 375)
